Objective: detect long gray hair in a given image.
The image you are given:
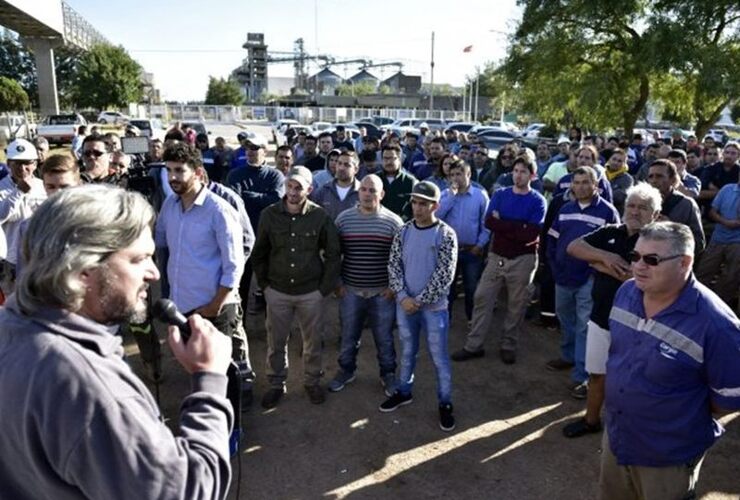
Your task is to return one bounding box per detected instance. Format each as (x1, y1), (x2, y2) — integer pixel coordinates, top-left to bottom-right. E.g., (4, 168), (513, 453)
(16, 185), (155, 314)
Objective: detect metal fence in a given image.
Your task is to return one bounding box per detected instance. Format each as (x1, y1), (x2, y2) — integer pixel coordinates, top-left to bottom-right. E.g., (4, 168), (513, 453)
(130, 104), (466, 124)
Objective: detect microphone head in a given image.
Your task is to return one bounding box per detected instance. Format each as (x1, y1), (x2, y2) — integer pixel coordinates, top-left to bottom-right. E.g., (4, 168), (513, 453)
(152, 298), (178, 323)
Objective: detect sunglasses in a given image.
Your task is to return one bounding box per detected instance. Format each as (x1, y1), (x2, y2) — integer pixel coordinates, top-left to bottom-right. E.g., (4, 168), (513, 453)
(627, 251), (683, 266)
(83, 150), (106, 158)
(247, 145), (262, 151)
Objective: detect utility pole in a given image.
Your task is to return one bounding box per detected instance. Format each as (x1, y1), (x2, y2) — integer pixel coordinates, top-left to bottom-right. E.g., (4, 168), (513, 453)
(462, 80), (466, 120)
(474, 70), (480, 121)
(429, 31), (435, 113)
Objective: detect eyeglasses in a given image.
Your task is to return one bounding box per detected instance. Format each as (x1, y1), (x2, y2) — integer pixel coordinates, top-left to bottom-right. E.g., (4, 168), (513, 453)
(627, 251), (683, 266)
(83, 150), (106, 158)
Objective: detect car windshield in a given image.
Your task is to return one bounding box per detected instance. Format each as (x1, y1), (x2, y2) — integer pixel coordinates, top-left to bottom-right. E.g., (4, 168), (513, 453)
(48, 115), (78, 125)
(129, 120), (151, 130)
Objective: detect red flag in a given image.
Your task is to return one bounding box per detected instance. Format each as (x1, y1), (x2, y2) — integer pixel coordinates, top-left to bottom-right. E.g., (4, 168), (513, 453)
(463, 45), (473, 53)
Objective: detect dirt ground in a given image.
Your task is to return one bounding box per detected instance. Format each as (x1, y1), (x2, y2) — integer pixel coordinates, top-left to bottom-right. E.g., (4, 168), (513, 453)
(124, 295), (740, 500)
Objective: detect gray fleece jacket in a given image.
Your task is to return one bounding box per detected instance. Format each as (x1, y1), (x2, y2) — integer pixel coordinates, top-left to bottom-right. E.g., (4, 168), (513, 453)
(0, 297), (233, 499)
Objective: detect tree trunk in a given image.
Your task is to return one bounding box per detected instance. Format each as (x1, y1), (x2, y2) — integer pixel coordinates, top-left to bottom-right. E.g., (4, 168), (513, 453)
(694, 99), (730, 141)
(622, 74), (650, 138)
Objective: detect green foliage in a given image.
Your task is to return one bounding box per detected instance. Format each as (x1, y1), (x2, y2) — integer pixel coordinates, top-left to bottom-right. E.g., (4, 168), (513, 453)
(0, 76), (29, 112)
(336, 81), (377, 96)
(732, 103), (740, 124)
(0, 33), (81, 109)
(72, 44), (143, 109)
(205, 76), (244, 105)
(502, 0), (739, 136)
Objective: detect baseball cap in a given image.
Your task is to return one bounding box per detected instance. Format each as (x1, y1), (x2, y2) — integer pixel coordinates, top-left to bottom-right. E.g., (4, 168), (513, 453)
(557, 137), (570, 145)
(410, 181), (440, 203)
(5, 139), (38, 161)
(237, 131), (248, 141)
(246, 134), (268, 149)
(419, 122), (429, 129)
(287, 166), (312, 189)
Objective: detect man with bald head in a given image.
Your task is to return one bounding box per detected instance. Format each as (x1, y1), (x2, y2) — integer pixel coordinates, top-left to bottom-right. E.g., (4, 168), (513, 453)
(328, 174), (404, 395)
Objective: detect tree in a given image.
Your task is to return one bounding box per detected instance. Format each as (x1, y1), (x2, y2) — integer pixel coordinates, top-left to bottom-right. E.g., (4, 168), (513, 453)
(503, 0), (739, 136)
(72, 44), (143, 109)
(650, 0), (740, 138)
(732, 103), (740, 124)
(205, 77), (244, 105)
(0, 32), (83, 109)
(336, 81), (377, 96)
(0, 76), (30, 141)
(504, 0), (662, 136)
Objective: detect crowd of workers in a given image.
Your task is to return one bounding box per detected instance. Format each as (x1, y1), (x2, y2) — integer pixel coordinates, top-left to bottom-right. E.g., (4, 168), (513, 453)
(0, 117), (738, 499)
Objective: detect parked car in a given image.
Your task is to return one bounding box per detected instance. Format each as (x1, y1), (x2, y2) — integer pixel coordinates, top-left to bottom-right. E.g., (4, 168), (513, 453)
(444, 122), (479, 134)
(181, 121), (208, 136)
(705, 128), (730, 144)
(311, 121), (332, 132)
(0, 114), (36, 142)
(523, 123), (546, 139)
(128, 118), (166, 141)
(474, 126), (519, 140)
(415, 118), (447, 132)
(37, 113), (87, 145)
(357, 116), (394, 127)
(348, 121), (384, 139)
(97, 111), (129, 125)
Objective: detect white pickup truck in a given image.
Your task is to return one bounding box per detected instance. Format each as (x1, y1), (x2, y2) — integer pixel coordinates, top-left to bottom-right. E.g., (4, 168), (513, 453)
(37, 113), (87, 145)
(0, 114), (36, 143)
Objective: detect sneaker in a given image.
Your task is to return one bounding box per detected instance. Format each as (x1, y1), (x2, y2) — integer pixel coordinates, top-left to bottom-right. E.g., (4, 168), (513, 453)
(499, 349), (516, 365)
(305, 384), (326, 404)
(569, 381), (588, 400)
(380, 373), (397, 397)
(328, 370), (356, 392)
(546, 358), (574, 371)
(563, 417), (602, 438)
(439, 403), (456, 431)
(451, 348), (485, 362)
(379, 391), (413, 413)
(261, 387), (285, 409)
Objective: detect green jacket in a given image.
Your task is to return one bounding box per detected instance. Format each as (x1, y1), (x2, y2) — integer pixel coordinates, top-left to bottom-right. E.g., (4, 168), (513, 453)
(252, 198), (341, 296)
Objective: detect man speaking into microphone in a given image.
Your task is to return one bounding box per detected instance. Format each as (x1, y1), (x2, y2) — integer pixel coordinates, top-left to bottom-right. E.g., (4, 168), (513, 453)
(0, 185), (234, 499)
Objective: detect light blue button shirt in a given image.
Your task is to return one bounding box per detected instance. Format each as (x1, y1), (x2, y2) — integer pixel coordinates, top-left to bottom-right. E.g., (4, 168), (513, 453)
(437, 185), (491, 248)
(155, 186), (244, 313)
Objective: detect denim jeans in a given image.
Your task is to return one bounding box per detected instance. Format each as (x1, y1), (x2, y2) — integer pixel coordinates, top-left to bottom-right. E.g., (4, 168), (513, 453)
(555, 278), (594, 384)
(396, 305), (452, 404)
(448, 250), (484, 320)
(337, 290), (396, 377)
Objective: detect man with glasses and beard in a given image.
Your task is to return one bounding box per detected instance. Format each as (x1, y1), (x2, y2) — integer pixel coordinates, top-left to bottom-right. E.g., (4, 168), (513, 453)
(0, 185), (235, 499)
(599, 222), (740, 500)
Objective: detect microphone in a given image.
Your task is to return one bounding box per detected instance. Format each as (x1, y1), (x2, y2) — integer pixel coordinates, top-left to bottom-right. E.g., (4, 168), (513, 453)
(152, 298), (191, 343)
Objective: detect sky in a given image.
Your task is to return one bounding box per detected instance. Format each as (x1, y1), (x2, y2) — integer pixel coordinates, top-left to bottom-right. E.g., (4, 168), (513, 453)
(65, 0), (522, 102)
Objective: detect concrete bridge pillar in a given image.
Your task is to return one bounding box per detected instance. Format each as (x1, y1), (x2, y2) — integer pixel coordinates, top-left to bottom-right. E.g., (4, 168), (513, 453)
(23, 37), (62, 116)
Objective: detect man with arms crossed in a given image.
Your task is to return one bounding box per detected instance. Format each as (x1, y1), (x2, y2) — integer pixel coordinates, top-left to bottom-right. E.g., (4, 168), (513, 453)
(600, 221), (740, 499)
(0, 186), (233, 499)
(452, 155), (545, 364)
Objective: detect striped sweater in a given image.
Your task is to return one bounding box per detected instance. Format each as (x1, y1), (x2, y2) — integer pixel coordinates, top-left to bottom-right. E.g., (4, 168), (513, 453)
(335, 205), (403, 291)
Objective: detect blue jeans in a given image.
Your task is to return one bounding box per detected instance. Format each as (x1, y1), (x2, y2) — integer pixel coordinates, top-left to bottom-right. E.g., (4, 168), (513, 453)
(448, 250), (484, 320)
(396, 306), (452, 404)
(555, 279), (594, 384)
(337, 290), (396, 376)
